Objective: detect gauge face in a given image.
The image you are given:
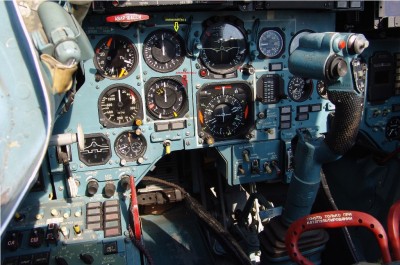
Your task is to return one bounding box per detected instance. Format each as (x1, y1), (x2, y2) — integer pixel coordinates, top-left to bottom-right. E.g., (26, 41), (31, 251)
(288, 77), (313, 102)
(385, 117), (400, 140)
(317, 80), (328, 99)
(79, 134), (111, 166)
(204, 94), (245, 138)
(115, 131), (147, 162)
(199, 22), (247, 74)
(98, 84), (143, 128)
(94, 35), (138, 79)
(143, 29), (186, 73)
(289, 30), (314, 55)
(145, 78), (188, 120)
(198, 82), (253, 140)
(258, 28), (284, 58)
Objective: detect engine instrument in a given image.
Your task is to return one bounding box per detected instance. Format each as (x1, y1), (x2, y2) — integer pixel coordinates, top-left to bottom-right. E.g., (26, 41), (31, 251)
(198, 82), (253, 140)
(199, 22), (247, 74)
(98, 84), (143, 127)
(115, 131), (147, 162)
(287, 76), (313, 102)
(143, 29), (186, 73)
(257, 28), (285, 58)
(94, 35), (138, 79)
(145, 77), (188, 119)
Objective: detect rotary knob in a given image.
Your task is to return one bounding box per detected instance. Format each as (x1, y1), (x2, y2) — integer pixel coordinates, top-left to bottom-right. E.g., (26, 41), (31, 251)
(86, 179), (99, 196)
(104, 182), (116, 198)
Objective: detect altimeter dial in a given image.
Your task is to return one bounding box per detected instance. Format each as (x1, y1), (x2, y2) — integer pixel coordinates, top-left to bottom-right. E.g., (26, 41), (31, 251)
(98, 84), (143, 128)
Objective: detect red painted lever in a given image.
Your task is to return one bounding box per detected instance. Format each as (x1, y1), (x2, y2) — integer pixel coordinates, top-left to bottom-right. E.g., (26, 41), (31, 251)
(285, 210), (392, 265)
(106, 13), (149, 23)
(388, 201), (400, 261)
(130, 175), (141, 240)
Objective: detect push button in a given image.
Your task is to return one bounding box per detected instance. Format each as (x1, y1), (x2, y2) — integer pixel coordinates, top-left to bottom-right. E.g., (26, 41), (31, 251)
(28, 228), (44, 248)
(5, 232), (21, 251)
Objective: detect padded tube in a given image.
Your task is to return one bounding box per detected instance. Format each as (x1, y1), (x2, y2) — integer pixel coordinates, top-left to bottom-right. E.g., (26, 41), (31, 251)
(325, 90), (363, 155)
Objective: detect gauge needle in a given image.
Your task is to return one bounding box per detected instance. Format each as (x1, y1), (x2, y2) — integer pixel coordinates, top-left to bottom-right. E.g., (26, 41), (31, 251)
(119, 68), (126, 78)
(161, 34), (166, 56)
(163, 84), (167, 103)
(118, 89), (122, 103)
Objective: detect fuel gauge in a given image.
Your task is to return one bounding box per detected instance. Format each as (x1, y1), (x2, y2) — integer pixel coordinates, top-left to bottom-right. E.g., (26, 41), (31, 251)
(115, 131), (147, 162)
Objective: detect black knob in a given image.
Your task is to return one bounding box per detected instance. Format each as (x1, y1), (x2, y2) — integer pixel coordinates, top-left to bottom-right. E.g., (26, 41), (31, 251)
(120, 176), (130, 191)
(55, 256), (69, 265)
(80, 253), (94, 265)
(104, 182), (116, 198)
(327, 56), (348, 80)
(86, 179), (99, 196)
(241, 64), (255, 75)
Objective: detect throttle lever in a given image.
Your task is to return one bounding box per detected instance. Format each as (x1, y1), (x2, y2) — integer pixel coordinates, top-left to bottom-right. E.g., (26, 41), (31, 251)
(289, 32), (368, 155)
(285, 211), (392, 265)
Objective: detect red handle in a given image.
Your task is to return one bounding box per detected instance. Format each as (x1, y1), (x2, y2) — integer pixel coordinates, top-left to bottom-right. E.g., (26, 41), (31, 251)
(130, 175), (141, 240)
(285, 210), (391, 265)
(388, 201), (400, 261)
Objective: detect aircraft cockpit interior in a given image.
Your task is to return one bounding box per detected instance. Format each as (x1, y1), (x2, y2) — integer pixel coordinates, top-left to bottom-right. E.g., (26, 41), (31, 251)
(1, 1), (400, 264)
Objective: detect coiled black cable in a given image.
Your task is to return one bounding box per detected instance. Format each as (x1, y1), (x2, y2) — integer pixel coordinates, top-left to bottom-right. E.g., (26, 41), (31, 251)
(143, 176), (252, 265)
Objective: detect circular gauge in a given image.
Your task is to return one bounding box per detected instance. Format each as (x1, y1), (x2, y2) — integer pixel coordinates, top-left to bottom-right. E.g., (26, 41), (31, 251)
(98, 84), (143, 128)
(258, 28), (285, 58)
(79, 134), (111, 166)
(143, 29), (186, 73)
(145, 78), (188, 120)
(289, 30), (314, 55)
(317, 80), (328, 99)
(94, 35), (138, 79)
(199, 22), (247, 74)
(288, 77), (313, 102)
(203, 94), (245, 138)
(385, 117), (400, 140)
(115, 131), (147, 162)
